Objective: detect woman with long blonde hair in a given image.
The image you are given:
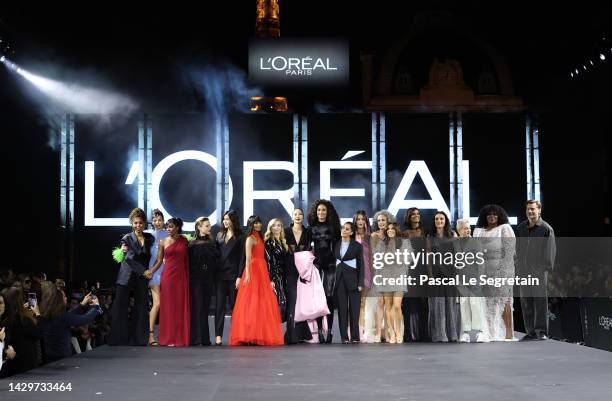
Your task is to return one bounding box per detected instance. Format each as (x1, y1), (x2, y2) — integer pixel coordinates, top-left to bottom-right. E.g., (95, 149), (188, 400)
(264, 218), (288, 323)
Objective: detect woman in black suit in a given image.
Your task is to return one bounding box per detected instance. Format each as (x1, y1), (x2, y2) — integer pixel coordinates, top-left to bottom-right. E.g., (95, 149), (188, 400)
(214, 210), (243, 345)
(110, 208), (154, 346)
(333, 222), (364, 344)
(284, 208), (313, 344)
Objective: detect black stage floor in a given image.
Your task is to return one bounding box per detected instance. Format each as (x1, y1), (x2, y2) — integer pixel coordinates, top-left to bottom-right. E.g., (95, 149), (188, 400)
(2, 333), (611, 401)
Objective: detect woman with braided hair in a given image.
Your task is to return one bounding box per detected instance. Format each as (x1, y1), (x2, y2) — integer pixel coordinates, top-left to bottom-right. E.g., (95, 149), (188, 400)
(146, 217), (191, 347)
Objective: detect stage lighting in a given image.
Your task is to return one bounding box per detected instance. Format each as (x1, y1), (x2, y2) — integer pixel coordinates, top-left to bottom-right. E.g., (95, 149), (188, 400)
(590, 60), (594, 65)
(0, 55), (5, 62)
(575, 68), (579, 74)
(1, 56), (137, 113)
(600, 53), (606, 60)
(582, 65), (587, 70)
(570, 72), (574, 78)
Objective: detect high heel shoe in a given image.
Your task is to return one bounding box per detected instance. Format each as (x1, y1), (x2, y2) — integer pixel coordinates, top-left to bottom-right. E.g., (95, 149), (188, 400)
(148, 331), (158, 346)
(215, 336), (222, 346)
(388, 328), (396, 344)
(396, 331), (404, 344)
(318, 329), (326, 344)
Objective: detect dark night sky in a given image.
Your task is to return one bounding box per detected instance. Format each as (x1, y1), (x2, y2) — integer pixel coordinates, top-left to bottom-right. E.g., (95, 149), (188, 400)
(0, 1), (610, 278)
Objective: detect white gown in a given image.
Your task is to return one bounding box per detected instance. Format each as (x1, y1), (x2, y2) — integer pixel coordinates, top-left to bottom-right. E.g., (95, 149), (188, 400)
(473, 224), (516, 341)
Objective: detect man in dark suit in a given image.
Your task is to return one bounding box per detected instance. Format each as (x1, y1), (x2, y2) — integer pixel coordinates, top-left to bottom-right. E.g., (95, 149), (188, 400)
(333, 222), (364, 344)
(515, 200), (556, 341)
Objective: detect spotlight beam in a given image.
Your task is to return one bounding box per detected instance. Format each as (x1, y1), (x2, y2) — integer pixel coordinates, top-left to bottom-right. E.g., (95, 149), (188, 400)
(1, 56), (138, 114)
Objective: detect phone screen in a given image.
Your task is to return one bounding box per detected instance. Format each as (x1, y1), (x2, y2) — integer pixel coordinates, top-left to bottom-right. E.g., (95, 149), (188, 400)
(28, 293), (37, 308)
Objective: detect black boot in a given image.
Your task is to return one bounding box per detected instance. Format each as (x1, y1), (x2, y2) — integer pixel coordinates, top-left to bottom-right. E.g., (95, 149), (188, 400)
(325, 333), (333, 344)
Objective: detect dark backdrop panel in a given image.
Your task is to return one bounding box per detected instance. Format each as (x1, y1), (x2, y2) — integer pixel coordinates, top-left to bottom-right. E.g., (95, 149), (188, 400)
(74, 115), (140, 284)
(228, 112), (294, 228)
(538, 111), (605, 236)
(385, 113), (450, 229)
(307, 113), (373, 222)
(462, 113), (526, 223)
(152, 114), (216, 223)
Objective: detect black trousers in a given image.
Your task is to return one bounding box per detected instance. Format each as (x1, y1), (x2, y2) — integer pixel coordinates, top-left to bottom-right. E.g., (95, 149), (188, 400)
(335, 279), (360, 342)
(520, 273), (548, 335)
(109, 272), (148, 346)
(403, 297), (430, 341)
(190, 276), (213, 345)
(316, 296), (335, 339)
(215, 279), (236, 337)
(285, 274), (313, 344)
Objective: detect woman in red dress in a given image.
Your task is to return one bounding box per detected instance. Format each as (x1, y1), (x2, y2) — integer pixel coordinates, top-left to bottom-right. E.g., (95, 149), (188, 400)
(229, 215), (284, 346)
(146, 217), (190, 347)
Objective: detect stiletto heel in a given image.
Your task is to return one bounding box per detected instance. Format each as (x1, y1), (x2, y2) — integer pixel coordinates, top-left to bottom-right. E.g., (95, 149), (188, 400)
(148, 331), (158, 346)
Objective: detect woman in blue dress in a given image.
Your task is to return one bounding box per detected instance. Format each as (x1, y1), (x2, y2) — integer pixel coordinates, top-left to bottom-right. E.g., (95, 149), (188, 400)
(147, 209), (168, 346)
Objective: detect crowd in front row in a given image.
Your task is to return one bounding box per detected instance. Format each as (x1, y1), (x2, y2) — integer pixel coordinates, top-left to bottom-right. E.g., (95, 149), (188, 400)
(0, 273), (110, 377)
(107, 199), (555, 348)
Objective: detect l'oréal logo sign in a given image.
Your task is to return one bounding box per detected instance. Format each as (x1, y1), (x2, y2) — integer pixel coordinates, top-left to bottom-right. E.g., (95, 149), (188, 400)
(249, 38), (349, 86)
(259, 56), (338, 75)
(599, 315), (612, 330)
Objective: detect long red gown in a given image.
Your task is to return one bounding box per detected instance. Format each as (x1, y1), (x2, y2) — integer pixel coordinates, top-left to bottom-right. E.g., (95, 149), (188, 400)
(229, 234), (284, 346)
(159, 235), (191, 347)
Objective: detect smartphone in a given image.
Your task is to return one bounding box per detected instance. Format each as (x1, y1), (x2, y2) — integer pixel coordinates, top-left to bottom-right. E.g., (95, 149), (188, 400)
(27, 293), (37, 308)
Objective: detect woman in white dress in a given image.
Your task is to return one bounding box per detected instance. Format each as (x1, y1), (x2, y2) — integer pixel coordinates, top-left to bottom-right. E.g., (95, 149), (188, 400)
(472, 205), (516, 341)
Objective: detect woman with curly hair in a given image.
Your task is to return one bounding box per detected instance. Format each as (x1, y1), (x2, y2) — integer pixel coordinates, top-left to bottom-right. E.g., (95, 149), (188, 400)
(307, 199), (341, 343)
(146, 217), (190, 347)
(109, 208), (154, 346)
(473, 204), (516, 341)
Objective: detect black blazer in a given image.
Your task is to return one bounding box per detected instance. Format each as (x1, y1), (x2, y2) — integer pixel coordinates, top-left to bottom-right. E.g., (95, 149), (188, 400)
(333, 239), (364, 292)
(116, 232), (155, 285)
(284, 225), (312, 278)
(216, 232), (245, 280)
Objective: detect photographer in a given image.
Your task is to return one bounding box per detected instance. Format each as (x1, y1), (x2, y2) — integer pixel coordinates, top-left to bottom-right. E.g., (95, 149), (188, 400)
(39, 281), (102, 363)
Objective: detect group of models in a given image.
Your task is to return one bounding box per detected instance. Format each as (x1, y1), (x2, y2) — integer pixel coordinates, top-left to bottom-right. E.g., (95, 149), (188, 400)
(109, 199), (555, 347)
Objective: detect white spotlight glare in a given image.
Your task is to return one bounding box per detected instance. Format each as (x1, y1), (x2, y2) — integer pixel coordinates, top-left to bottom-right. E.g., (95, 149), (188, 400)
(590, 60), (594, 65)
(570, 72), (574, 78)
(575, 68), (579, 74)
(582, 65), (587, 70)
(0, 55), (5, 62)
(600, 53), (606, 60)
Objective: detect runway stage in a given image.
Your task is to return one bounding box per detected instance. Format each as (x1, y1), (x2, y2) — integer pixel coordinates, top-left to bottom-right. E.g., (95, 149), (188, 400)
(2, 336), (611, 401)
